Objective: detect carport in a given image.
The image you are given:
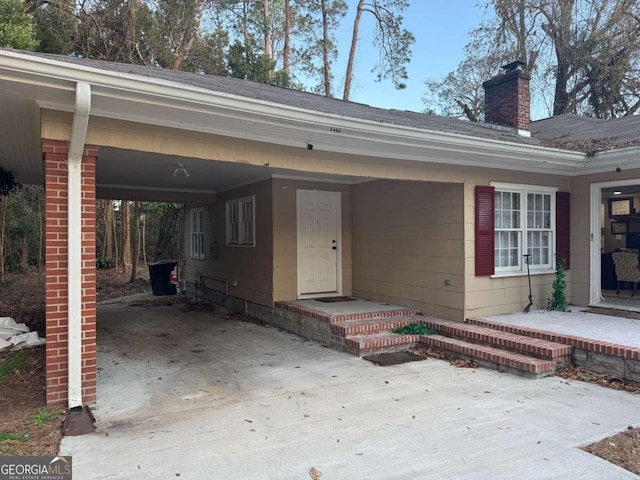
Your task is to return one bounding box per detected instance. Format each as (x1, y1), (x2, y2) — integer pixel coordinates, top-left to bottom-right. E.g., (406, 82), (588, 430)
(0, 49), (478, 410)
(0, 50), (394, 409)
(2, 49), (588, 412)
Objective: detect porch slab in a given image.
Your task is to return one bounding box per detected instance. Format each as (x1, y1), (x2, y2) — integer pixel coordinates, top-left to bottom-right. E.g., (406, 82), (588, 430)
(60, 299), (640, 479)
(275, 299), (420, 323)
(483, 306), (640, 349)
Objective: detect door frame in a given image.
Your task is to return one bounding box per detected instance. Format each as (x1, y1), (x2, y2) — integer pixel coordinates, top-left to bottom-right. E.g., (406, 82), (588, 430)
(296, 189), (342, 299)
(589, 178), (640, 306)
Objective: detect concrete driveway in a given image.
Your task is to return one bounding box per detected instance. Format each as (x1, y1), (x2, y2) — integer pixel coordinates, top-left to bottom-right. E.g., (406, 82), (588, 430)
(61, 296), (640, 479)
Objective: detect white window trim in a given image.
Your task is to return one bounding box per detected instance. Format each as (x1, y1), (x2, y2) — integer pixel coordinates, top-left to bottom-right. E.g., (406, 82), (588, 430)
(491, 182), (558, 278)
(190, 207), (205, 260)
(226, 195), (255, 247)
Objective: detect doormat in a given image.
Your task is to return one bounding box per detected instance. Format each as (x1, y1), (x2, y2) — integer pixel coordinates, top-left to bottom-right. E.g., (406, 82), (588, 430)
(583, 307), (640, 320)
(363, 351), (426, 366)
(315, 296), (356, 303)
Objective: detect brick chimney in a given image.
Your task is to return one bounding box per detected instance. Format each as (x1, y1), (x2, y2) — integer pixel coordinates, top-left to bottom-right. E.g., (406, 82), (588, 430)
(482, 60), (530, 136)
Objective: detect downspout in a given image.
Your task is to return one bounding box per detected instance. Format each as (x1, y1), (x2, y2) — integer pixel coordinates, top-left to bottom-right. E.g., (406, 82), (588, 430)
(68, 82), (91, 409)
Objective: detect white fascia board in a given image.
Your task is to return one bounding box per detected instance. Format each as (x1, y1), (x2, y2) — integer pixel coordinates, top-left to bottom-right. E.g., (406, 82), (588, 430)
(576, 147), (640, 175)
(0, 50), (589, 174)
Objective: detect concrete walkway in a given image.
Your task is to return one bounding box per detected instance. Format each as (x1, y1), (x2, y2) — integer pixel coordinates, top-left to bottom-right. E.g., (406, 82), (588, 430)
(60, 298), (640, 479)
(485, 306), (640, 349)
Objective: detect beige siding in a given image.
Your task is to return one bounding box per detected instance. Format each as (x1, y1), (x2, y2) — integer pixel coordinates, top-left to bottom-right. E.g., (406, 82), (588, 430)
(184, 179), (274, 306)
(272, 178), (352, 302)
(43, 108), (602, 318)
(464, 171), (571, 319)
(351, 180), (465, 321)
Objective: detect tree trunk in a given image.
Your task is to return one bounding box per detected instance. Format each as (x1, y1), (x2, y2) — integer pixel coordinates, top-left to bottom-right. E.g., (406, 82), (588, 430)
(113, 202), (119, 269)
(283, 0), (290, 72)
(545, 0), (576, 116)
(19, 237), (28, 267)
(263, 0), (271, 59)
(321, 0), (332, 96)
(37, 191), (43, 272)
(0, 197), (6, 282)
(120, 201), (131, 275)
(104, 200), (114, 258)
(130, 201), (140, 283)
(343, 0), (365, 101)
(142, 213), (147, 265)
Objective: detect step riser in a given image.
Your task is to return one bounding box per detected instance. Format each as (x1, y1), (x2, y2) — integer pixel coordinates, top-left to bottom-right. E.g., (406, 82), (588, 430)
(330, 309), (421, 324)
(333, 334), (420, 356)
(331, 317), (419, 336)
(421, 319), (572, 365)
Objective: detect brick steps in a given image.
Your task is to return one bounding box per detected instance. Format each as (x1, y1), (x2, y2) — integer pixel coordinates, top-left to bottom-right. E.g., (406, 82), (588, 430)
(335, 331), (421, 356)
(276, 301), (640, 381)
(420, 318), (572, 367)
(421, 335), (558, 378)
(326, 312), (570, 378)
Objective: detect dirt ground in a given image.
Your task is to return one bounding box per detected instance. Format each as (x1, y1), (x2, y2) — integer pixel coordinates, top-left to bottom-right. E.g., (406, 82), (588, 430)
(0, 270), (639, 475)
(0, 268), (151, 457)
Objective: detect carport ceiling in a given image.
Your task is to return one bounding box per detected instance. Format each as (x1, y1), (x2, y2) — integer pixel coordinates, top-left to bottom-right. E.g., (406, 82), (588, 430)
(97, 147), (368, 200)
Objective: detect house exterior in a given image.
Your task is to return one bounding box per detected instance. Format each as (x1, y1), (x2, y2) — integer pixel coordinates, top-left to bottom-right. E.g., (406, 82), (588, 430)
(0, 49), (639, 409)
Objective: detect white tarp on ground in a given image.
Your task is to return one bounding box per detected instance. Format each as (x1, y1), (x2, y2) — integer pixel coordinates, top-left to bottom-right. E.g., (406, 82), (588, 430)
(0, 317), (45, 352)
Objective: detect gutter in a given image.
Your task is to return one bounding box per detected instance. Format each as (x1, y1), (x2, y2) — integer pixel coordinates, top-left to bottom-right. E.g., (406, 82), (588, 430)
(67, 82), (91, 409)
(0, 50), (589, 175)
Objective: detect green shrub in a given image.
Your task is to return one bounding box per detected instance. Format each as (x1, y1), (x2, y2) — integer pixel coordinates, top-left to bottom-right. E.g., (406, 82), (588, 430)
(548, 261), (570, 312)
(393, 323), (438, 335)
(96, 256), (116, 269)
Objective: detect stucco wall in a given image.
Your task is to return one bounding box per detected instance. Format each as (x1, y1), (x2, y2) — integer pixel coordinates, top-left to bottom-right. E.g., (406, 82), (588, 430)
(183, 179), (274, 307)
(351, 180), (465, 321)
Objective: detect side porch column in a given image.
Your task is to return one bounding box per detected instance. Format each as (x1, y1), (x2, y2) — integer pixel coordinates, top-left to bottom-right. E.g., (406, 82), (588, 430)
(43, 139), (98, 406)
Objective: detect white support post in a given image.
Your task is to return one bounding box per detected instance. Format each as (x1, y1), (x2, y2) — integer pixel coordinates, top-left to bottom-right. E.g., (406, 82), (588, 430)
(67, 82), (91, 409)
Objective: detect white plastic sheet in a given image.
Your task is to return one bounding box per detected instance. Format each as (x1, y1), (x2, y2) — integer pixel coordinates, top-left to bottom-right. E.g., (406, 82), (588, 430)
(0, 317), (45, 352)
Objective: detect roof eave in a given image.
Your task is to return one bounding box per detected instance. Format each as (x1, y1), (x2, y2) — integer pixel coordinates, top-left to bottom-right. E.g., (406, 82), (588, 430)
(0, 50), (592, 176)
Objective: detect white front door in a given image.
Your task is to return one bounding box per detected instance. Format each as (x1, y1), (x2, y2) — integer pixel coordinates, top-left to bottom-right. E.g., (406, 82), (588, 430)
(297, 189), (341, 297)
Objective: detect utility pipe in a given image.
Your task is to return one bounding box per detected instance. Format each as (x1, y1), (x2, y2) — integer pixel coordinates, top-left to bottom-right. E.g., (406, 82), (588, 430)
(67, 82), (91, 409)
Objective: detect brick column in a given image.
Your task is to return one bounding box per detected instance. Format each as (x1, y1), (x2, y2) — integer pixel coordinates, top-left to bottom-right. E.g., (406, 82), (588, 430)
(43, 139), (98, 406)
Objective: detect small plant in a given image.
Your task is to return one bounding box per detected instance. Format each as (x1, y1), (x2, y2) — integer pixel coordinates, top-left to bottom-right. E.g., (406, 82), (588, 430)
(393, 323), (439, 335)
(31, 408), (61, 426)
(0, 351), (32, 384)
(96, 256), (117, 270)
(548, 260), (570, 312)
(0, 431), (27, 443)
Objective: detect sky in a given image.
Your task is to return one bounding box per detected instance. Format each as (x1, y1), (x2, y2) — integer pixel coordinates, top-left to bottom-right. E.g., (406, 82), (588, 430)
(334, 1), (483, 113)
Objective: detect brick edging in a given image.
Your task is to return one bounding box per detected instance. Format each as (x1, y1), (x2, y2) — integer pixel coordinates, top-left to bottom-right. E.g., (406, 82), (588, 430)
(274, 301), (419, 324)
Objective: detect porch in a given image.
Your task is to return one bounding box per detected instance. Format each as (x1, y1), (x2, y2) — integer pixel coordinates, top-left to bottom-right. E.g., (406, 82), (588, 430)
(269, 298), (640, 382)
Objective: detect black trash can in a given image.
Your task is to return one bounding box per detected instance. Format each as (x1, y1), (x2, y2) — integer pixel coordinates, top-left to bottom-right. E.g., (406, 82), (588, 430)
(148, 260), (178, 296)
